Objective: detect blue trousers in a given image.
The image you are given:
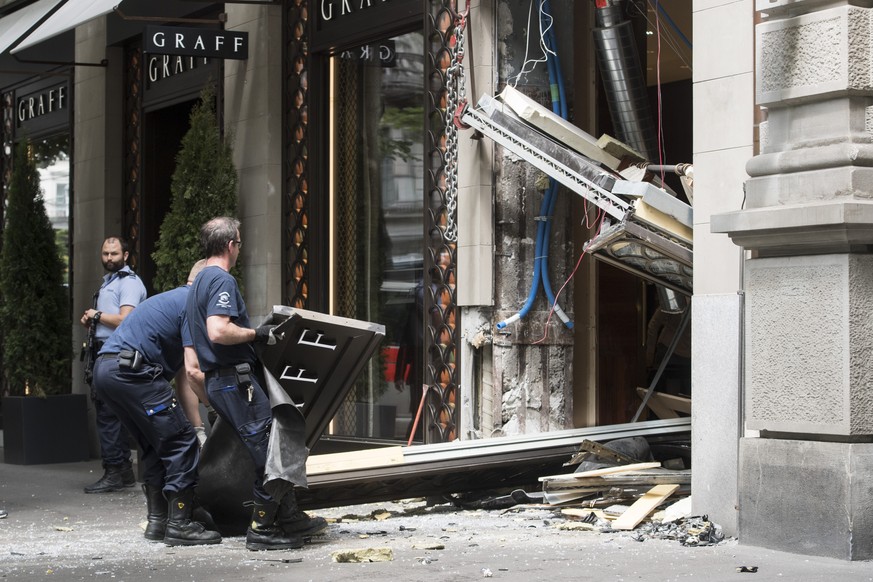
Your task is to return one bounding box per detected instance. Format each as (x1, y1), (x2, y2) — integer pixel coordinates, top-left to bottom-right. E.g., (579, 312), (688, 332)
(205, 367), (273, 503)
(93, 355), (199, 493)
(93, 395), (132, 467)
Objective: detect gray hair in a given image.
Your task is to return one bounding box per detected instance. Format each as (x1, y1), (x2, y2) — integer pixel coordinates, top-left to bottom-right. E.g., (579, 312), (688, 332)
(200, 217), (240, 259)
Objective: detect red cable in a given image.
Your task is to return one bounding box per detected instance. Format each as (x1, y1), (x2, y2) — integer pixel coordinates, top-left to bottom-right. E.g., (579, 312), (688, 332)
(533, 207), (605, 345)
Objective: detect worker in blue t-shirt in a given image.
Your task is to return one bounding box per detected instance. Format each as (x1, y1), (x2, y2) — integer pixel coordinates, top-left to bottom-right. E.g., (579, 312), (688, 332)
(186, 216), (327, 551)
(93, 260), (220, 547)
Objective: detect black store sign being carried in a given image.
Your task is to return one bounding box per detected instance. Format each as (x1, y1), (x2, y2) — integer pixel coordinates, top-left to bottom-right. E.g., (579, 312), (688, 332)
(15, 78), (69, 139)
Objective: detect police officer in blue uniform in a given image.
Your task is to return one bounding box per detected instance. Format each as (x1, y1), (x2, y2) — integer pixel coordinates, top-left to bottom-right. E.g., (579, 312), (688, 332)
(81, 237), (147, 494)
(93, 260), (220, 546)
(186, 217), (326, 551)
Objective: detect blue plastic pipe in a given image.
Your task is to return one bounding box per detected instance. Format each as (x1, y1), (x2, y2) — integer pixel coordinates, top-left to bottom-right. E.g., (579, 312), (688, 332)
(497, 0), (573, 331)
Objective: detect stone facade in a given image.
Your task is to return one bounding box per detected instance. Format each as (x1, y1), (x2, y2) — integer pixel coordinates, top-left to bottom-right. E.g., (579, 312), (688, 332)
(713, 0), (873, 560)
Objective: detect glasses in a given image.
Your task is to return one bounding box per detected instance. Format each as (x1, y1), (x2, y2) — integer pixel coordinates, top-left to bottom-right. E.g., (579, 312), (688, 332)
(231, 240), (243, 249)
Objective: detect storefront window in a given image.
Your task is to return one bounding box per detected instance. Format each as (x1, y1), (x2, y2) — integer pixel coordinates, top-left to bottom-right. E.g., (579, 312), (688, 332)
(330, 30), (425, 441)
(33, 134), (70, 288)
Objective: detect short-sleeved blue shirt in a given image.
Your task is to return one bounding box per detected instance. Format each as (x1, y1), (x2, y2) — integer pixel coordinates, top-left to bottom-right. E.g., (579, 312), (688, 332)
(94, 266), (147, 341)
(185, 265), (255, 373)
(99, 286), (192, 381)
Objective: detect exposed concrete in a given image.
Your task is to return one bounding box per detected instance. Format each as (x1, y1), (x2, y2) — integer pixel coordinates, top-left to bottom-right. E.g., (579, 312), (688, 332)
(739, 438), (873, 560)
(489, 0), (577, 436)
(691, 294), (741, 537)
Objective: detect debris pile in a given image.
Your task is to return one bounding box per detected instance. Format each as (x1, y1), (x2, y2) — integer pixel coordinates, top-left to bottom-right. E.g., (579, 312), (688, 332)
(457, 436), (722, 546)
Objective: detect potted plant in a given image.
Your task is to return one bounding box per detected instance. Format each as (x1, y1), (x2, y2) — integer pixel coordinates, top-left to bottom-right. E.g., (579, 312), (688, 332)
(0, 140), (86, 464)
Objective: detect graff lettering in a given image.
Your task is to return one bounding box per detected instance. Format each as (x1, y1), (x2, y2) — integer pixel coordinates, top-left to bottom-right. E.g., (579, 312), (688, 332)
(297, 330), (337, 350)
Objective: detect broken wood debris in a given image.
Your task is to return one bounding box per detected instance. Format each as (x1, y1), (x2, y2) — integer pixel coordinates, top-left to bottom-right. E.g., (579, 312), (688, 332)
(525, 438), (691, 532)
(611, 484), (680, 530)
(539, 461), (663, 482)
(635, 387), (691, 419)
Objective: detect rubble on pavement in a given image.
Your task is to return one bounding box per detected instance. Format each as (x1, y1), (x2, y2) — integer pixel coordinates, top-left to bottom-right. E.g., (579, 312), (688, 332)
(440, 435), (725, 546)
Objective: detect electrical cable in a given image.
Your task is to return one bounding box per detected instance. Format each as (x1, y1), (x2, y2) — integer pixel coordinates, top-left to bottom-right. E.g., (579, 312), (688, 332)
(509, 0), (548, 88)
(634, 0), (692, 64)
(533, 207), (606, 344)
(653, 1), (691, 50)
(497, 0), (573, 331)
(537, 0), (572, 328)
(627, 0), (691, 72)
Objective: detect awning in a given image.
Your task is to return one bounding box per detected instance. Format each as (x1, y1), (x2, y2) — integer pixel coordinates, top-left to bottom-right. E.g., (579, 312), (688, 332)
(11, 0), (122, 53)
(0, 0), (65, 54)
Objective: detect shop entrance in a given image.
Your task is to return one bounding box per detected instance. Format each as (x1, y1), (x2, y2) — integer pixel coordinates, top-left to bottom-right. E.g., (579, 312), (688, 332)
(139, 99), (196, 293)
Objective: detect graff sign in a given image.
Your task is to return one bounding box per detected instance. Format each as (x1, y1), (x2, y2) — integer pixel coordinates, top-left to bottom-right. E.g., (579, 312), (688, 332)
(147, 55), (210, 85)
(17, 84), (67, 124)
(256, 306), (385, 448)
(319, 0), (395, 22)
(339, 40), (396, 66)
(313, 0), (421, 51)
(144, 26), (248, 60)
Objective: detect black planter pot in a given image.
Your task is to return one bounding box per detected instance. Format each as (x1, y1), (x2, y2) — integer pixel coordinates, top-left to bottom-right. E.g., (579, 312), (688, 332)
(2, 394), (89, 465)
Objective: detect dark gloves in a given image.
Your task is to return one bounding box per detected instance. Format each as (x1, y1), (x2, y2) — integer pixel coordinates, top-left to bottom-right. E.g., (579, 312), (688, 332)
(254, 324), (283, 345)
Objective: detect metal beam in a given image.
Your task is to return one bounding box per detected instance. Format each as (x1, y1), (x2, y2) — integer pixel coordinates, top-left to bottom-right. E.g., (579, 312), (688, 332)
(298, 418), (690, 509)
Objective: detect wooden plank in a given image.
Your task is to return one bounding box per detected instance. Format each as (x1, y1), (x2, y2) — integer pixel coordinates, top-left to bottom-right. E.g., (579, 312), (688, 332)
(636, 388), (691, 418)
(306, 446), (405, 475)
(653, 391), (692, 414)
(610, 484), (680, 530)
(540, 461), (661, 483)
(545, 471), (691, 489)
(637, 388), (679, 419)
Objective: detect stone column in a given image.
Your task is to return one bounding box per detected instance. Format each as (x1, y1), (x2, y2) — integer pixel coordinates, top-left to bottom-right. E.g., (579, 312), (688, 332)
(224, 4), (283, 319)
(712, 0), (873, 561)
(74, 20), (123, 457)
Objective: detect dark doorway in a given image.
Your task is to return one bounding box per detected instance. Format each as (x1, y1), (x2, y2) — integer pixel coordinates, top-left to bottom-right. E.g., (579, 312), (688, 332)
(140, 99), (196, 294)
(596, 263), (647, 425)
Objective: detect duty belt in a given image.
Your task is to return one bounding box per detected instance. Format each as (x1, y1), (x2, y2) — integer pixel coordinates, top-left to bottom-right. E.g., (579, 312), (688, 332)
(99, 349), (147, 370)
(205, 367), (239, 380)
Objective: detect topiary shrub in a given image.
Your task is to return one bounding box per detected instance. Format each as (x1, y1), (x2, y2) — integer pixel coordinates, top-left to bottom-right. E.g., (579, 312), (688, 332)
(152, 84), (240, 291)
(0, 141), (71, 397)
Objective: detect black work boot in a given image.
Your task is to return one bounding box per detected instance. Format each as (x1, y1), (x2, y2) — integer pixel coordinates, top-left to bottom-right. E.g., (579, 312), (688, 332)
(277, 493), (328, 539)
(163, 488), (222, 547)
(246, 501), (303, 551)
(84, 463), (136, 494)
(142, 484), (168, 541)
(120, 463), (136, 487)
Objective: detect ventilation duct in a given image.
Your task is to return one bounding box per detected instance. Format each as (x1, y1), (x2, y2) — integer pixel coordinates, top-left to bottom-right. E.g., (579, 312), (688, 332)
(592, 0), (658, 161)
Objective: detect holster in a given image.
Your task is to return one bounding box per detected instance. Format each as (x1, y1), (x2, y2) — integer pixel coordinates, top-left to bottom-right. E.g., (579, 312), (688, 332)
(118, 349), (145, 371)
(235, 362), (253, 390)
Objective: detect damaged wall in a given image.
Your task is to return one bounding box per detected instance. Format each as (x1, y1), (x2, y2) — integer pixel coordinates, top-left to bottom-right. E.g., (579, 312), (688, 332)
(486, 0), (578, 436)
